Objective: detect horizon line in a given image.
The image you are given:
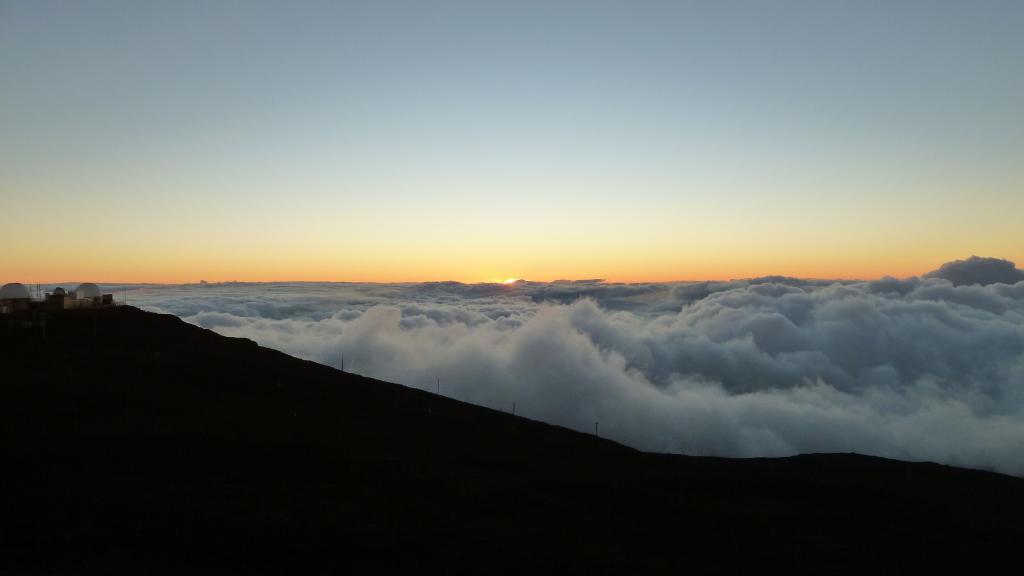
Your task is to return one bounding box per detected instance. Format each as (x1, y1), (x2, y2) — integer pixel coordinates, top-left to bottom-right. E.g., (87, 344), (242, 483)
(2, 273), (932, 287)
(6, 255), (1018, 287)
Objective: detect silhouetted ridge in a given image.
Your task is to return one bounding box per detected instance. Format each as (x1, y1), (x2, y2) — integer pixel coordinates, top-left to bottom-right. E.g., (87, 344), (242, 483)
(2, 307), (1022, 574)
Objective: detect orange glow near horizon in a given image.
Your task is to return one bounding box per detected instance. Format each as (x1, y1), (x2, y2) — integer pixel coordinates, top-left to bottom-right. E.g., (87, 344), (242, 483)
(4, 248), (1021, 286)
(3, 175), (1022, 286)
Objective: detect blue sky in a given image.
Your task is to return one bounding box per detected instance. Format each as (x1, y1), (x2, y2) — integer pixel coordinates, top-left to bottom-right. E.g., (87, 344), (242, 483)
(2, 1), (1022, 282)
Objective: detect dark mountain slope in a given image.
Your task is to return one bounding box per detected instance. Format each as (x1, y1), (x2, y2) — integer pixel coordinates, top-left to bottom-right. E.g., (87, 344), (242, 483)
(1, 307), (1021, 574)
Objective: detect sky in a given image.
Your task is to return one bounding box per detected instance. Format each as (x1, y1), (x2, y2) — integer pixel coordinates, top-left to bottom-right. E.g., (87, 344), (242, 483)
(1, 0), (1022, 283)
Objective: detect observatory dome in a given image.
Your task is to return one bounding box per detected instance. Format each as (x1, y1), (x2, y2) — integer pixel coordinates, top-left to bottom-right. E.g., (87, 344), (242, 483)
(54, 287), (66, 296)
(76, 283), (102, 299)
(1, 283), (31, 300)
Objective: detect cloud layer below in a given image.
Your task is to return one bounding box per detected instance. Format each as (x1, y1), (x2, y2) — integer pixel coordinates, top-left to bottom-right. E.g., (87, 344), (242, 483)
(120, 258), (1024, 475)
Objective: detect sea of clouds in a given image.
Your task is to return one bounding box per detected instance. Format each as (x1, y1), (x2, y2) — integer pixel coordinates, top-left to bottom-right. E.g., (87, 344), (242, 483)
(111, 256), (1024, 475)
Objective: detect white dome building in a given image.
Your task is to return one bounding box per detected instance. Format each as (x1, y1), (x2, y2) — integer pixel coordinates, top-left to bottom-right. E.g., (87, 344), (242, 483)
(76, 283), (102, 299)
(1, 283), (31, 300)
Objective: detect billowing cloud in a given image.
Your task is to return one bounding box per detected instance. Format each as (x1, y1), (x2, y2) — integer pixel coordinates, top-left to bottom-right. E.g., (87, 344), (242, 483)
(118, 259), (1024, 475)
(926, 256), (1024, 286)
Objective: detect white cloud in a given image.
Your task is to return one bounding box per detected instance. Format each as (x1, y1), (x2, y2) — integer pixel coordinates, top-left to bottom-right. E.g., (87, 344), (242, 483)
(122, 260), (1024, 475)
(926, 255), (1024, 286)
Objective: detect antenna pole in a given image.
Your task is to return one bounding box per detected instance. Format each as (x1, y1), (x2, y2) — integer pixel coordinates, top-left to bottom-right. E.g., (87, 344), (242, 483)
(594, 422), (599, 437)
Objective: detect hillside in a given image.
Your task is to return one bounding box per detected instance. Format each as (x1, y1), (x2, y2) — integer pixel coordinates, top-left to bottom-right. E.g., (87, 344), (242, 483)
(2, 306), (1022, 574)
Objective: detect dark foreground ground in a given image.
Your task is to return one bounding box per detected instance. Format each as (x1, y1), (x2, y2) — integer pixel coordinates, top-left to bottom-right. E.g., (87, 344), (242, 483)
(2, 307), (1022, 574)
